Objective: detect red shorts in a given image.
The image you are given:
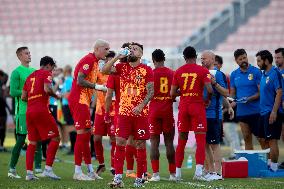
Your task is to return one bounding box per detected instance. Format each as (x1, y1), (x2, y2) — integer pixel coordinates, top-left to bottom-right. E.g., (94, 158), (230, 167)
(93, 114), (115, 136)
(69, 101), (91, 130)
(148, 111), (174, 135)
(117, 115), (150, 140)
(177, 103), (207, 132)
(26, 110), (59, 141)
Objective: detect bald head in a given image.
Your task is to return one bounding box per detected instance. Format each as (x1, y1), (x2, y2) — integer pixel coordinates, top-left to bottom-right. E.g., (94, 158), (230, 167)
(94, 39), (109, 49)
(94, 39), (110, 60)
(201, 50), (215, 69)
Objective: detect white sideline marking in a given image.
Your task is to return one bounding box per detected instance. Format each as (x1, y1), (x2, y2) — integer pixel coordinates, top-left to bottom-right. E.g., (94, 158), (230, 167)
(160, 177), (212, 188)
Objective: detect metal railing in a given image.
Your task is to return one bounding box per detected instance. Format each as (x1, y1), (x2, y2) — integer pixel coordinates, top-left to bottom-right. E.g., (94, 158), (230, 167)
(178, 0), (252, 50)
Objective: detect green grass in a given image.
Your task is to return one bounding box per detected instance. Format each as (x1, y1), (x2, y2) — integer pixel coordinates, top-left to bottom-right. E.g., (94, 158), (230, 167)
(1, 132), (284, 189)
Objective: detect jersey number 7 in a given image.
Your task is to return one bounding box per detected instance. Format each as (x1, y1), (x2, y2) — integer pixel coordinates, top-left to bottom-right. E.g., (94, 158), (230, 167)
(181, 73), (197, 90)
(30, 77), (36, 93)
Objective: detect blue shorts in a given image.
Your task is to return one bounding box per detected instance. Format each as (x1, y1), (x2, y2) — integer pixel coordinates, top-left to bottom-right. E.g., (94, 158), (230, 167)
(206, 118), (222, 144)
(237, 113), (260, 137)
(258, 112), (282, 140)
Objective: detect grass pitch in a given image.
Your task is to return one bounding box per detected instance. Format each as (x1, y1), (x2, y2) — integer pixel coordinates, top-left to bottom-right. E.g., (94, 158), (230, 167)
(0, 132), (284, 189)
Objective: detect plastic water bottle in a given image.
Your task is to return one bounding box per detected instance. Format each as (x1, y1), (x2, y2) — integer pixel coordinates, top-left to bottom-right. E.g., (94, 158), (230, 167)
(187, 155), (193, 169)
(119, 48), (130, 56)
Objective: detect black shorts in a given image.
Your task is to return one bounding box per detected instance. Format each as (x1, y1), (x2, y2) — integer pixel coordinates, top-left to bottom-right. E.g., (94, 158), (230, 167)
(237, 113), (260, 137)
(49, 105), (57, 120)
(48, 105), (62, 127)
(206, 118), (222, 144)
(62, 105), (74, 125)
(279, 112), (284, 123)
(258, 112), (282, 140)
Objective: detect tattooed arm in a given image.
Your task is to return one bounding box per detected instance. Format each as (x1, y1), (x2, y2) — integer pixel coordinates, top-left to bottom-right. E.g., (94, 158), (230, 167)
(132, 82), (154, 115)
(77, 72), (96, 89)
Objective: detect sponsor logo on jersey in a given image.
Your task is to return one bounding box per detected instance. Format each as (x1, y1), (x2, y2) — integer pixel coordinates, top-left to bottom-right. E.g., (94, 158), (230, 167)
(47, 131), (55, 137)
(248, 74), (253, 80)
(266, 76), (270, 84)
(137, 129), (145, 136)
(83, 64), (90, 71)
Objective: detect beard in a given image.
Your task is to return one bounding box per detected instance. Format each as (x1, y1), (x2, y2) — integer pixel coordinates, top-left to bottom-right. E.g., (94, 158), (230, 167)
(240, 61), (248, 69)
(260, 64), (267, 70)
(128, 55), (138, 62)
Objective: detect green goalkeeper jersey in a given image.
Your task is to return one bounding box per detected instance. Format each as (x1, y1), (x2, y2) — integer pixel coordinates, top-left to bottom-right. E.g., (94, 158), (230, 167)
(10, 65), (35, 115)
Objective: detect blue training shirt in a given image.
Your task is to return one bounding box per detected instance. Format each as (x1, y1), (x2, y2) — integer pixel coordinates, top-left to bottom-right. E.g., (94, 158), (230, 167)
(204, 70), (227, 119)
(277, 68), (284, 114)
(259, 66), (282, 115)
(61, 76), (73, 105)
(230, 64), (261, 116)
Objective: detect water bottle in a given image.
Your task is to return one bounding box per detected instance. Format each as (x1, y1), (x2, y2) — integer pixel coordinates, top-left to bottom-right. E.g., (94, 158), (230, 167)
(119, 48), (130, 56)
(187, 155), (193, 169)
(98, 60), (105, 72)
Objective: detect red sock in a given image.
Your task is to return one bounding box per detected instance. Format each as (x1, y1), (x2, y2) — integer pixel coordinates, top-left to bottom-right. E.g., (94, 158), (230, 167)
(175, 138), (187, 168)
(110, 141), (116, 168)
(114, 145), (126, 174)
(137, 148), (146, 178)
(81, 132), (91, 164)
(26, 143), (36, 171)
(151, 160), (159, 173)
(169, 163), (176, 174)
(74, 134), (83, 166)
(125, 144), (135, 170)
(46, 140), (59, 167)
(94, 140), (104, 164)
(195, 134), (206, 165)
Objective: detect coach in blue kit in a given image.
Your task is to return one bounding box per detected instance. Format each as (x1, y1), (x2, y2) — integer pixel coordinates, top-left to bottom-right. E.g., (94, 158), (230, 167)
(201, 51), (228, 180)
(274, 48), (284, 140)
(256, 50), (282, 172)
(230, 49), (264, 150)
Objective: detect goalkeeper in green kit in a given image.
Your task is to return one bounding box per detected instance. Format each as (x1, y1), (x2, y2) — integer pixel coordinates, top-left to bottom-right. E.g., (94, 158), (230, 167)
(8, 47), (42, 178)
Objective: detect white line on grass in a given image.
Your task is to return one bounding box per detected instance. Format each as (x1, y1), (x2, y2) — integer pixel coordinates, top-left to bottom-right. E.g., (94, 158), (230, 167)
(160, 176), (213, 188)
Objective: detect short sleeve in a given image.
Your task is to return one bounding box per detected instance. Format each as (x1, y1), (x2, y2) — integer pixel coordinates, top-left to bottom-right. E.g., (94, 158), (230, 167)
(230, 71), (236, 89)
(254, 68), (262, 85)
(44, 72), (52, 84)
(107, 75), (115, 89)
(274, 70), (282, 91)
(79, 56), (94, 76)
(203, 68), (211, 84)
(115, 63), (123, 76)
(216, 71), (227, 88)
(172, 70), (179, 86)
(145, 66), (154, 83)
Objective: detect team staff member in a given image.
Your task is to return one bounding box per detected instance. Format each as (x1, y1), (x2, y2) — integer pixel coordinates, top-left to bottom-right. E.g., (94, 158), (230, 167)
(201, 51), (228, 181)
(256, 50), (282, 172)
(230, 49), (263, 150)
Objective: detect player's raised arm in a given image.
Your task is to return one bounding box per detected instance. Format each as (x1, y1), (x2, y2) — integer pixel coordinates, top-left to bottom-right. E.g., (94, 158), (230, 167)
(101, 51), (128, 75)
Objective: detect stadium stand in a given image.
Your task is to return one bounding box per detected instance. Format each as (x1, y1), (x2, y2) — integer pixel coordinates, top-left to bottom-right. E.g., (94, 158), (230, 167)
(216, 0), (284, 52)
(0, 0), (233, 50)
